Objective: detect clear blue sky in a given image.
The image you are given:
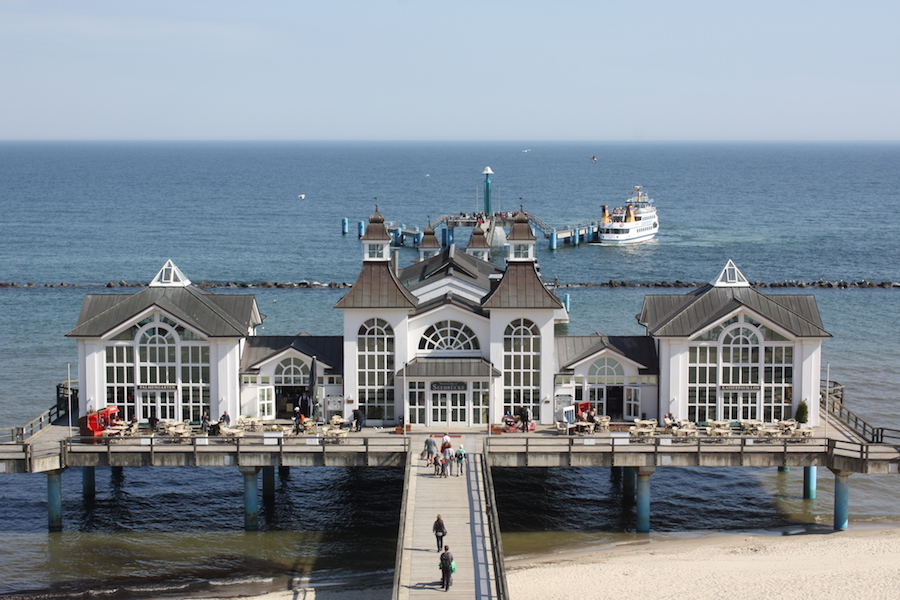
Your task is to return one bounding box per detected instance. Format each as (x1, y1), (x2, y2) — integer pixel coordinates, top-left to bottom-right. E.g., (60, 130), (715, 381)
(1, 0), (897, 141)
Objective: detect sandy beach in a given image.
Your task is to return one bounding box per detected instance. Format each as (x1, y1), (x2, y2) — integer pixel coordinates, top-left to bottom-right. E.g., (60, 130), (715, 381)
(208, 527), (900, 600)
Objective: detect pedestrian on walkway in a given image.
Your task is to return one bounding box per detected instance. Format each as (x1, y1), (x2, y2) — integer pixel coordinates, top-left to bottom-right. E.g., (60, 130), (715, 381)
(423, 436), (438, 466)
(440, 545), (454, 591)
(433, 514), (447, 551)
(454, 447), (466, 476)
(441, 444), (452, 478)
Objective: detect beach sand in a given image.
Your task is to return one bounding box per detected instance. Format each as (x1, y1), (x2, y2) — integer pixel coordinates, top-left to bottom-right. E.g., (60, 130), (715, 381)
(210, 527), (900, 600)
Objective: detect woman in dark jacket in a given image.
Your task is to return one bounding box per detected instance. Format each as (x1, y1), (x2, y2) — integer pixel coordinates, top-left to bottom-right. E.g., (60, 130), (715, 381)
(432, 514), (447, 551)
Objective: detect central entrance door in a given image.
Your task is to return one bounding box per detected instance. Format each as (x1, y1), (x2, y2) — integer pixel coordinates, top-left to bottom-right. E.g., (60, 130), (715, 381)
(430, 391), (467, 426)
(723, 391), (758, 420)
(140, 390), (177, 421)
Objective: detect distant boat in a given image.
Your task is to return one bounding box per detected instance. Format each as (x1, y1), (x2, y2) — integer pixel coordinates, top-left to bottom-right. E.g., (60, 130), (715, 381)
(596, 185), (659, 244)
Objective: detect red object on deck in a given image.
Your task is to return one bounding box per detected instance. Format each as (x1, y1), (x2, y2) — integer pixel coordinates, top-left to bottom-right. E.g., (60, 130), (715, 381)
(79, 406), (120, 437)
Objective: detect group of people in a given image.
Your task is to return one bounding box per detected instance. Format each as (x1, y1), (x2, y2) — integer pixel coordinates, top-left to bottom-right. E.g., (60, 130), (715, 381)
(423, 433), (466, 478)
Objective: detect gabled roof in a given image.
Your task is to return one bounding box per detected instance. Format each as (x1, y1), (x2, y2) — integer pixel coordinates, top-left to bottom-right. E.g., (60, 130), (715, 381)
(399, 245), (503, 294)
(556, 335), (659, 374)
(66, 286), (260, 338)
(335, 261), (418, 309)
(241, 335), (343, 373)
(639, 285), (830, 338)
(481, 262), (563, 309)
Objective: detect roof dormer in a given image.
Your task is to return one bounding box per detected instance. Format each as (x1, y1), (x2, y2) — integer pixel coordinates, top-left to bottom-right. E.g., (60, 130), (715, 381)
(418, 223), (441, 262)
(466, 222), (491, 261)
(149, 260), (191, 287)
(506, 208), (536, 262)
(361, 206), (392, 262)
(712, 259), (751, 287)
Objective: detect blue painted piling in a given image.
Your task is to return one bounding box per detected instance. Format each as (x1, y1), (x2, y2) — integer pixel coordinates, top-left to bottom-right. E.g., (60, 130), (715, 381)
(48, 470), (63, 532)
(803, 466), (817, 500)
(341, 218), (349, 234)
(564, 294), (571, 312)
(636, 470), (652, 533)
(550, 229), (558, 250)
(833, 471), (850, 531)
(357, 221), (365, 238)
(240, 467), (260, 531)
(573, 228), (580, 245)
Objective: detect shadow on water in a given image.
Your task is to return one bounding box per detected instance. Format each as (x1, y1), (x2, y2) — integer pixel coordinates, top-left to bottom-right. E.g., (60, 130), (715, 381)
(0, 466), (402, 599)
(491, 466), (819, 558)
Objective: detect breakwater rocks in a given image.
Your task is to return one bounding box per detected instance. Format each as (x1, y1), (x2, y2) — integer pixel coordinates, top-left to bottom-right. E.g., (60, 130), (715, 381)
(2, 279), (899, 290)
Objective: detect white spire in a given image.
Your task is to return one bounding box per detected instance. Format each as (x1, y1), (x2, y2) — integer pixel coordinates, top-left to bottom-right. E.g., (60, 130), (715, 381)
(150, 260), (191, 287)
(712, 259), (750, 287)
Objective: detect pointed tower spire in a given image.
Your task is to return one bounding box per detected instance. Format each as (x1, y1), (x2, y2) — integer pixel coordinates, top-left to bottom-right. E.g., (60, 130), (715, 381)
(506, 205), (536, 262)
(149, 260), (191, 287)
(417, 222), (441, 261)
(361, 204), (392, 262)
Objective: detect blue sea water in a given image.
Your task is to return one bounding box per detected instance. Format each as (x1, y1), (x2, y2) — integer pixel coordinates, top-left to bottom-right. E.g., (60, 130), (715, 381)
(1, 141), (900, 597)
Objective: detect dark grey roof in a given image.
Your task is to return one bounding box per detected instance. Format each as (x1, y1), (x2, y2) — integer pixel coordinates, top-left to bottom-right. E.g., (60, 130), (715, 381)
(67, 287), (260, 338)
(335, 262), (418, 309)
(557, 335), (659, 374)
(639, 285), (830, 338)
(482, 262), (564, 309)
(412, 293), (488, 317)
(361, 208), (391, 241)
(466, 224), (490, 249)
(399, 245), (502, 294)
(507, 211), (536, 241)
(396, 357), (500, 378)
(241, 335), (343, 373)
(418, 225), (441, 249)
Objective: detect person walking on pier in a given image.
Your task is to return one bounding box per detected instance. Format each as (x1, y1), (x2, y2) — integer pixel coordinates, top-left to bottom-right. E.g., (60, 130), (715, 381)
(454, 447), (466, 477)
(441, 444), (452, 478)
(440, 545), (454, 591)
(424, 436), (438, 466)
(433, 515), (447, 551)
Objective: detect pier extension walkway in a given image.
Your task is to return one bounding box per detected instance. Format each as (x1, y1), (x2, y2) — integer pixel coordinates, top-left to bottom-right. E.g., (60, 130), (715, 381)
(393, 432), (506, 600)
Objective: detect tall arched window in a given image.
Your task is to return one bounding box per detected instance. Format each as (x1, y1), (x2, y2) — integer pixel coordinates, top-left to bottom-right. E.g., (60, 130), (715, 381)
(418, 320), (480, 352)
(357, 318), (395, 421)
(503, 318), (541, 420)
(274, 357), (310, 385)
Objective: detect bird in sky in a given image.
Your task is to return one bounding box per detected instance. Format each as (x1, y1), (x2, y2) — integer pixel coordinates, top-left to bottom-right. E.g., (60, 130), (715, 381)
(591, 155), (597, 163)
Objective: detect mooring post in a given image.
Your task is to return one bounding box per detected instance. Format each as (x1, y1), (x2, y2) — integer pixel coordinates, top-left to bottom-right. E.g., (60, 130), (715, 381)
(803, 466), (817, 500)
(239, 466), (261, 531)
(831, 469), (851, 531)
(550, 229), (558, 250)
(47, 469), (64, 532)
(262, 465), (276, 499)
(573, 227), (580, 245)
(635, 467), (655, 533)
(357, 221), (365, 238)
(82, 466), (96, 497)
(341, 218), (349, 235)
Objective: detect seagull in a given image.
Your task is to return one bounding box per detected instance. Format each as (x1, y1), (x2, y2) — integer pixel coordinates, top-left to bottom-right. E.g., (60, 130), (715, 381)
(522, 149), (531, 153)
(425, 174), (430, 177)
(298, 194), (306, 199)
(591, 155), (597, 163)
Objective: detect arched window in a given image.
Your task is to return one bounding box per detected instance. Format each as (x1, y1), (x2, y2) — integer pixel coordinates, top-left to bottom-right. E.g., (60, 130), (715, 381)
(274, 357), (310, 385)
(139, 326), (177, 385)
(587, 358), (624, 383)
(418, 320), (480, 351)
(357, 318), (395, 421)
(721, 327), (759, 385)
(503, 318), (541, 420)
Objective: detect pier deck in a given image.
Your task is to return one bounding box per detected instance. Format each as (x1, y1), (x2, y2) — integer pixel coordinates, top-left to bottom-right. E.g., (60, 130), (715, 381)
(394, 433), (502, 600)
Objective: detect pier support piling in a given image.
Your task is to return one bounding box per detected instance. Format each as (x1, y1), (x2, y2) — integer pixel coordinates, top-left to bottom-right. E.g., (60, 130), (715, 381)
(341, 218), (349, 235)
(803, 466), (817, 500)
(622, 466), (637, 500)
(831, 469), (851, 531)
(82, 466), (95, 497)
(262, 466), (276, 499)
(239, 466), (261, 531)
(635, 467), (655, 533)
(47, 469), (64, 532)
(550, 229), (557, 250)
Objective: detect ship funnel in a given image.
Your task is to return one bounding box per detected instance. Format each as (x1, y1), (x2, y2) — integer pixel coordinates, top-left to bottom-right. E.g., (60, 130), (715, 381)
(625, 205), (635, 223)
(600, 205), (610, 223)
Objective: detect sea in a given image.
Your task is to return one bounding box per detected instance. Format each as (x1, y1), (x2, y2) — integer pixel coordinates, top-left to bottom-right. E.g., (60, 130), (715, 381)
(1, 141), (899, 598)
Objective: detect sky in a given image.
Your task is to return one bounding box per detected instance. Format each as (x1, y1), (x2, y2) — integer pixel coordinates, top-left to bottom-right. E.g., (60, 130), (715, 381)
(1, 0), (898, 141)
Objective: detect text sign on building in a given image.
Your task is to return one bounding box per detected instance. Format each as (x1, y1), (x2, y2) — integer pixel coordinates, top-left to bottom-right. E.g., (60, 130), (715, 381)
(430, 382), (467, 391)
(137, 384), (178, 391)
(719, 385), (760, 391)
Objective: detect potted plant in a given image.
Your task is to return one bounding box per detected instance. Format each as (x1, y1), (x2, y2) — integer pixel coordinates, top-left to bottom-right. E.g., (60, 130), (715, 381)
(795, 400), (809, 424)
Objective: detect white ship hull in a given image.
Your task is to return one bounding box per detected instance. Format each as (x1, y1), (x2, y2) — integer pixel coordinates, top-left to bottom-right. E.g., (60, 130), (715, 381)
(597, 186), (659, 244)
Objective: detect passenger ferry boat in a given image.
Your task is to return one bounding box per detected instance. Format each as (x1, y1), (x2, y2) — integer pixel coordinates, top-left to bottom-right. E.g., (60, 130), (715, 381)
(597, 185), (659, 244)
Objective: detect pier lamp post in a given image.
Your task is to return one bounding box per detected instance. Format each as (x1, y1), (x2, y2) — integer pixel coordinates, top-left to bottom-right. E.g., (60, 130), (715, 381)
(483, 167), (493, 217)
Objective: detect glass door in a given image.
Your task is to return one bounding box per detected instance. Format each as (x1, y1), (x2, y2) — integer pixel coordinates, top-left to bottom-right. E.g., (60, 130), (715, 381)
(449, 392), (467, 425)
(431, 392), (448, 425)
(141, 390), (177, 421)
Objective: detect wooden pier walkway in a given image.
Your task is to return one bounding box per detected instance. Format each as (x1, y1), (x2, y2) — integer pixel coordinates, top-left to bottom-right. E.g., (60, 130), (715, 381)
(393, 433), (504, 600)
